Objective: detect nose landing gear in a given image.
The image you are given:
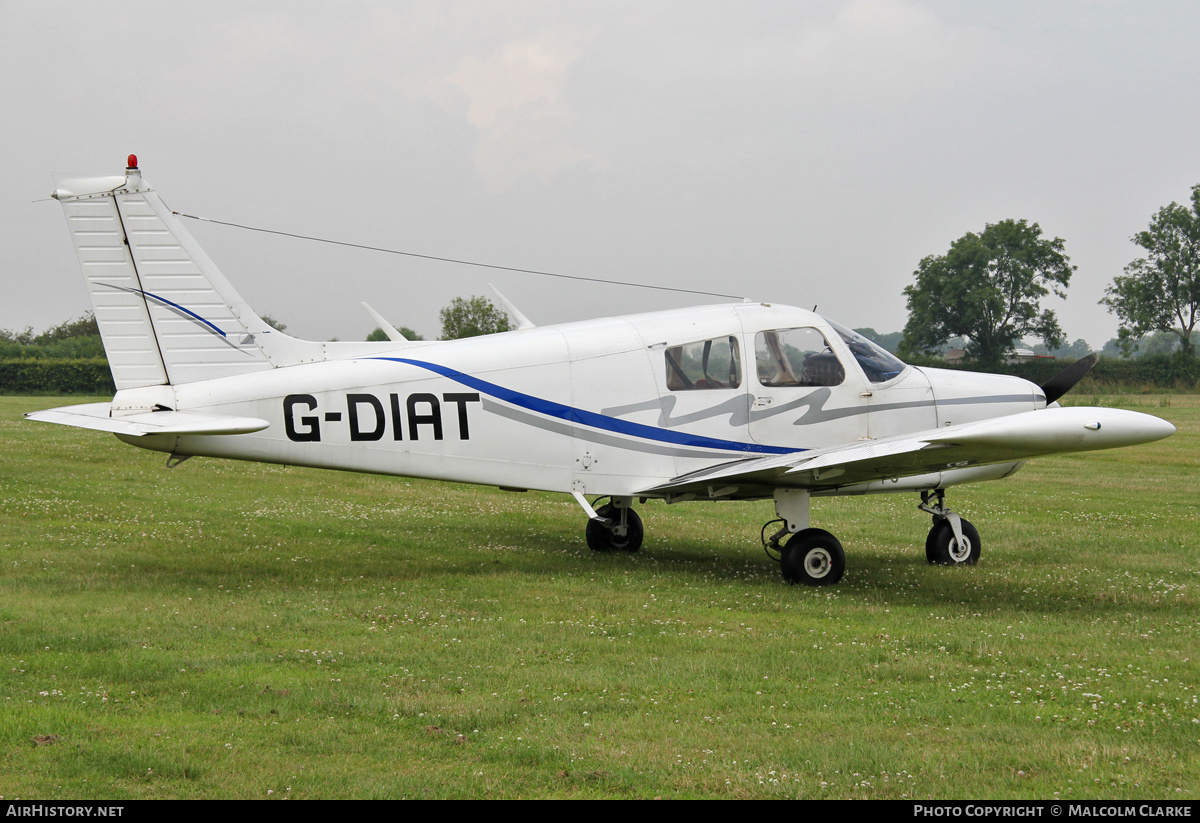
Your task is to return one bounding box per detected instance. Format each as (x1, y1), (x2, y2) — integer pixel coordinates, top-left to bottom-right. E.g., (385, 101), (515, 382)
(919, 489), (981, 566)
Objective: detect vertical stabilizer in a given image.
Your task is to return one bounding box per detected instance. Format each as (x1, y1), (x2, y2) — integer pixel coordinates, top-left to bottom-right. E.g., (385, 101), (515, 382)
(52, 158), (319, 389)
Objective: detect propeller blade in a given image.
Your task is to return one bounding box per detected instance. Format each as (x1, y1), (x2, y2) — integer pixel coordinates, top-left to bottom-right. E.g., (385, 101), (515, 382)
(1039, 352), (1099, 404)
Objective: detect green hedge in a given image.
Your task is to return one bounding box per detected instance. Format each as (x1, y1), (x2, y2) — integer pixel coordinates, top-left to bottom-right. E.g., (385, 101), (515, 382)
(0, 358), (115, 395)
(1085, 355), (1200, 389)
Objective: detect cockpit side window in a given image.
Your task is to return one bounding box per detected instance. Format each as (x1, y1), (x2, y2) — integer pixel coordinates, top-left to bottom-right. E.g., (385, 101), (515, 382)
(825, 320), (908, 384)
(664, 336), (742, 391)
(755, 328), (845, 387)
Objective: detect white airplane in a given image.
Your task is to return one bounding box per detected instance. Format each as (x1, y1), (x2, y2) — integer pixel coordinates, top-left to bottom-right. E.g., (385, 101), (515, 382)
(28, 158), (1177, 586)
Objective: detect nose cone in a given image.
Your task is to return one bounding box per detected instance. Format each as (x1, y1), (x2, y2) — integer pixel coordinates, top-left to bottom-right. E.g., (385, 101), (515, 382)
(1123, 411), (1176, 443)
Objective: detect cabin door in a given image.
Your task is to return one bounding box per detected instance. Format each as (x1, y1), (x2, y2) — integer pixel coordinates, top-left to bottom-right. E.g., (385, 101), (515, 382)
(746, 327), (871, 451)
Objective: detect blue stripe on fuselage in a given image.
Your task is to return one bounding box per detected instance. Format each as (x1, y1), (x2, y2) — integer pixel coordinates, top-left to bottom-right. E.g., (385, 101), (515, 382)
(368, 357), (797, 455)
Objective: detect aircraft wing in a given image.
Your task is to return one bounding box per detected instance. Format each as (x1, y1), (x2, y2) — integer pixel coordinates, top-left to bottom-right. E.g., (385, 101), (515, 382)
(641, 406), (1176, 497)
(26, 403), (269, 437)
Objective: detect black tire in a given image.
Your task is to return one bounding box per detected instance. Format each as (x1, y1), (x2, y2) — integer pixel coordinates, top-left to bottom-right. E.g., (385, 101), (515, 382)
(925, 523), (940, 563)
(780, 528), (845, 586)
(926, 518), (981, 566)
(585, 504), (643, 552)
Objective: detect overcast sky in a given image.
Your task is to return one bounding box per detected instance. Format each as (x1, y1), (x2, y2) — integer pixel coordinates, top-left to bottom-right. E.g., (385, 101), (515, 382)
(4, 1), (1200, 347)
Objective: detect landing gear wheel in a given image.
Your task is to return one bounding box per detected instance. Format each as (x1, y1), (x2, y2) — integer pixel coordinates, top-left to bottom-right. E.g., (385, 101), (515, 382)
(780, 528), (845, 586)
(926, 518), (981, 566)
(925, 521), (940, 564)
(585, 504), (643, 552)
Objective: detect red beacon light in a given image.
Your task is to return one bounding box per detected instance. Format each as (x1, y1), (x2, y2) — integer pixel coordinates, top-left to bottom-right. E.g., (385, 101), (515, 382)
(127, 154), (138, 169)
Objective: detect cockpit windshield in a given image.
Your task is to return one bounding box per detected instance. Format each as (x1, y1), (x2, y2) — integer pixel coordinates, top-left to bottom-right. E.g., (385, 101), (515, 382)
(825, 319), (908, 384)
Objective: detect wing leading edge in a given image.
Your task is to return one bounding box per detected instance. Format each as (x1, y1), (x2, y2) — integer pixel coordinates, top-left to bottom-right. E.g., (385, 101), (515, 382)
(640, 406), (1177, 498)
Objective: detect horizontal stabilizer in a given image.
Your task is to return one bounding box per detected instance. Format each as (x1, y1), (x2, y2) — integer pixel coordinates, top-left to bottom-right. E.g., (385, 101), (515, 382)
(26, 403), (269, 437)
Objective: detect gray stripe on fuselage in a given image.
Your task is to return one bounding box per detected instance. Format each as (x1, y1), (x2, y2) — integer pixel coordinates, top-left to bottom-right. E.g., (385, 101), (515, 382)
(482, 399), (754, 459)
(788, 393), (1036, 426)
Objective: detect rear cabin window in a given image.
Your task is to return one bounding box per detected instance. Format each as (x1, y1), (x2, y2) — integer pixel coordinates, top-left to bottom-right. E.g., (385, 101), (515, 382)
(664, 336), (742, 391)
(755, 328), (845, 387)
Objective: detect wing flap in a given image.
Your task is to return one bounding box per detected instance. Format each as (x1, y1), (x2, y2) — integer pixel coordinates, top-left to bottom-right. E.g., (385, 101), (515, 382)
(26, 403), (269, 436)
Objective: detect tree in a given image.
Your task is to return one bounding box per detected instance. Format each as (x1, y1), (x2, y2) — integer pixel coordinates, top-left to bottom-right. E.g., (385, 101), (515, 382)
(367, 325), (424, 342)
(1139, 330), (1184, 357)
(1, 313), (105, 360)
(1101, 184), (1200, 357)
(854, 328), (904, 354)
(3, 312), (98, 346)
(900, 219), (1075, 368)
(34, 312), (99, 343)
(438, 296), (511, 340)
(261, 314), (287, 333)
(1032, 338), (1093, 359)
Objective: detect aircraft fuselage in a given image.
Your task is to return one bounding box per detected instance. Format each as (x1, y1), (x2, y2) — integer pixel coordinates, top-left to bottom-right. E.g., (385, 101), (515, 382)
(119, 302), (1042, 500)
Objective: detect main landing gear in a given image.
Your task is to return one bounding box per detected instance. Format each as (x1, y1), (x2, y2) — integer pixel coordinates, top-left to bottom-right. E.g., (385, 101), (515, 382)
(762, 489), (846, 586)
(582, 497), (644, 553)
(919, 488), (981, 566)
(775, 527), (846, 586)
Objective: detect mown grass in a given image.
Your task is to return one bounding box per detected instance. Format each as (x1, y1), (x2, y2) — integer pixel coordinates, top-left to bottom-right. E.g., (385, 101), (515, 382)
(1, 396), (1196, 799)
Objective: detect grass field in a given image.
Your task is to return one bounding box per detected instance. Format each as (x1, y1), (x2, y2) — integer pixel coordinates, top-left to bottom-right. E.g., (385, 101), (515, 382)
(1, 395), (1196, 799)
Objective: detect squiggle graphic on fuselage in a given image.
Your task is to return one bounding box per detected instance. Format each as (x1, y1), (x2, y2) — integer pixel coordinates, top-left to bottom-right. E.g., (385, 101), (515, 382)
(604, 389), (1038, 429)
(603, 389), (839, 429)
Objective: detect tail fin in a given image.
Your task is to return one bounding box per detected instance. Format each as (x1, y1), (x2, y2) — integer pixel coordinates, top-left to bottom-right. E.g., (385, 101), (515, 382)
(51, 158), (320, 389)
